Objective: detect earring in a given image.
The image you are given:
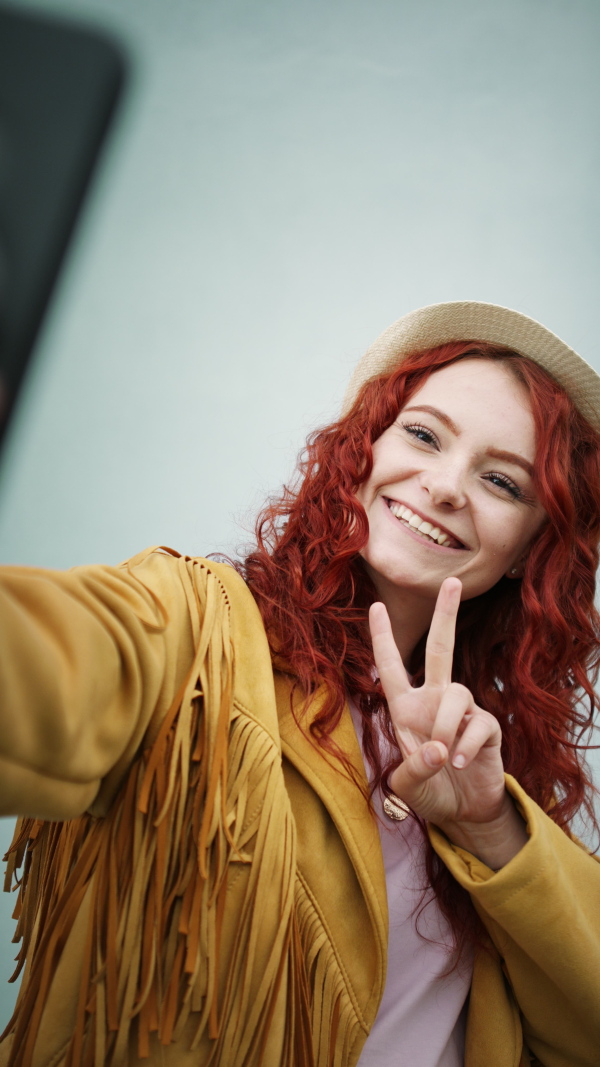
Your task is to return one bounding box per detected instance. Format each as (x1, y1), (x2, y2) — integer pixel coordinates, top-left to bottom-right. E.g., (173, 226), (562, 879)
(510, 567), (518, 576)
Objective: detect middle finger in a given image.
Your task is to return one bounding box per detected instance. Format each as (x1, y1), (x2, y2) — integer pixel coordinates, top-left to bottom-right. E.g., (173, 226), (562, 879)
(424, 577), (462, 689)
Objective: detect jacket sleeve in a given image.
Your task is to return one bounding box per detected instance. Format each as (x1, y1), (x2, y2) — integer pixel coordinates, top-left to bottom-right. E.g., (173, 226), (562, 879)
(429, 774), (600, 1067)
(0, 547), (197, 820)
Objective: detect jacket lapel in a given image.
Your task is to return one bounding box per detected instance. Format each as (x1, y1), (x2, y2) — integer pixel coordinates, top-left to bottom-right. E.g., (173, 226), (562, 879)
(274, 671), (388, 1034)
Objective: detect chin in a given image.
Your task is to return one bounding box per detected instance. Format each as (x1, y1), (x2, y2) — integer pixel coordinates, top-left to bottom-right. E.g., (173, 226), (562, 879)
(364, 559), (433, 595)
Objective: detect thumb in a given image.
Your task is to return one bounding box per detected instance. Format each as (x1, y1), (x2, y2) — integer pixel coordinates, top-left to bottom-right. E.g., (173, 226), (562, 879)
(389, 741), (448, 799)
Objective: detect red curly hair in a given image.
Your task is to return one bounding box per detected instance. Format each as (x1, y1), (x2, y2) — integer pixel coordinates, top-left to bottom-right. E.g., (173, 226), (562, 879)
(240, 341), (600, 958)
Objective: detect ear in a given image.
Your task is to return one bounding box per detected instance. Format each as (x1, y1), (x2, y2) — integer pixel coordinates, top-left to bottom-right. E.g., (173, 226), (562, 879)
(505, 558), (525, 579)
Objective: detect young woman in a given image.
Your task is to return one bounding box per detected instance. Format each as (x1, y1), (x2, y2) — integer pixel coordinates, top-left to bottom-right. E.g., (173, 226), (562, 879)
(1, 301), (599, 1067)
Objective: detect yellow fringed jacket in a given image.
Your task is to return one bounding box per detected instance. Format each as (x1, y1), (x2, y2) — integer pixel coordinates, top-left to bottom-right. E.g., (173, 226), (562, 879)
(0, 549), (599, 1067)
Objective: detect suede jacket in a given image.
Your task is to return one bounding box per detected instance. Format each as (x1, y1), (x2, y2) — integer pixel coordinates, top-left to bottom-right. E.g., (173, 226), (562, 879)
(0, 548), (598, 1067)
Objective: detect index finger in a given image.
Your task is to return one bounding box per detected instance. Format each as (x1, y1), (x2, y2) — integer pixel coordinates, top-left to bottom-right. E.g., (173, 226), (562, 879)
(424, 577), (462, 689)
(369, 602), (412, 702)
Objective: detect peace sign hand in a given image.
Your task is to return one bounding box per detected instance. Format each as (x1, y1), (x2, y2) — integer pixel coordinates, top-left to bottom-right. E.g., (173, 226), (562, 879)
(369, 578), (523, 856)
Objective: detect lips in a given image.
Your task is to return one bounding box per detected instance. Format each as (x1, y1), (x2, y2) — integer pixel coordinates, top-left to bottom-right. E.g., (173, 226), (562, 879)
(385, 498), (466, 550)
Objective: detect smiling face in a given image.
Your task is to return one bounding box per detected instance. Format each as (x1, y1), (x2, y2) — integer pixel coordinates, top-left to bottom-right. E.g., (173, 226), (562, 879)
(355, 357), (547, 608)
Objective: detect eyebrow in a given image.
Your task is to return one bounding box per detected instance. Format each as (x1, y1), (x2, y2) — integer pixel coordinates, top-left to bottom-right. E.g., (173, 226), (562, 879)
(401, 405), (535, 477)
(403, 405), (460, 434)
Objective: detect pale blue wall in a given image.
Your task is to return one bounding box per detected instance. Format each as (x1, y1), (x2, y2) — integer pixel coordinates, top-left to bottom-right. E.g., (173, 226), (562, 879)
(1, 0), (599, 1025)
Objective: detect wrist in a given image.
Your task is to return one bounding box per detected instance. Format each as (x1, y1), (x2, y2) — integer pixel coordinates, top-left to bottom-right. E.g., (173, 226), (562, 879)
(438, 793), (529, 870)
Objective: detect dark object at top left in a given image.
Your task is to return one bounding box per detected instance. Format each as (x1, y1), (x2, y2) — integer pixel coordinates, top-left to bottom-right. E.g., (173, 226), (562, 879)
(0, 3), (126, 452)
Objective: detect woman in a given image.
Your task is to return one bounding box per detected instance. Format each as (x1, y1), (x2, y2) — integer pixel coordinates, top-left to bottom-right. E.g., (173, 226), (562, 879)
(0, 301), (599, 1067)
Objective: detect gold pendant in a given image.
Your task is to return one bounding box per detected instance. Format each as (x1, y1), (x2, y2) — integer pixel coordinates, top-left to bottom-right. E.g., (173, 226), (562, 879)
(383, 794), (410, 821)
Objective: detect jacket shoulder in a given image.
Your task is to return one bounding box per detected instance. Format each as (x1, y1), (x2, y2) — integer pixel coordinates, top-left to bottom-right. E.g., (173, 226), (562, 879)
(119, 547), (280, 746)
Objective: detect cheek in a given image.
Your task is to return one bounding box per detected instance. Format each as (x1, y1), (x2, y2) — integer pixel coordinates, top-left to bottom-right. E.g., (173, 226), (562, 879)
(477, 507), (542, 561)
(362, 438), (413, 493)
(355, 464), (385, 508)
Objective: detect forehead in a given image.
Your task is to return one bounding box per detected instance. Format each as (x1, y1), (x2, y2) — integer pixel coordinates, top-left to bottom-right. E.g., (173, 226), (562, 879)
(403, 357), (536, 451)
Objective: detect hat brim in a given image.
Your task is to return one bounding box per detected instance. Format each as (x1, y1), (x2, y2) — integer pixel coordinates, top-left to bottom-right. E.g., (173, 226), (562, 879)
(342, 301), (600, 431)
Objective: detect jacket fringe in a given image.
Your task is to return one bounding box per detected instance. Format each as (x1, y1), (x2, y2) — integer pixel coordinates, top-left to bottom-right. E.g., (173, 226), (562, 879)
(1, 558), (328, 1066)
(294, 875), (363, 1067)
(1, 555), (364, 1066)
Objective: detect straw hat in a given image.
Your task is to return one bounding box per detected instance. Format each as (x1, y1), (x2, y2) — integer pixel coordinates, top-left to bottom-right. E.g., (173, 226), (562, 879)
(343, 301), (600, 432)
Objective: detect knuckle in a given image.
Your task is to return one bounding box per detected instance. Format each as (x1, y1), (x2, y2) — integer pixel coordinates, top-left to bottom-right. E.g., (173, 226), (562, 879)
(489, 715), (502, 740)
(478, 707), (499, 731)
(467, 712), (501, 744)
(427, 640), (449, 656)
(448, 682), (471, 701)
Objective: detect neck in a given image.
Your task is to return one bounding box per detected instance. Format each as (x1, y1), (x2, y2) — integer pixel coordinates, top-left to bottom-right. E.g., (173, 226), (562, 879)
(367, 571), (436, 665)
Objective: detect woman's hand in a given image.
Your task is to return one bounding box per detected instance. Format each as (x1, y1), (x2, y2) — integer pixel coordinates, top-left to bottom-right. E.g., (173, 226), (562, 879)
(369, 577), (528, 868)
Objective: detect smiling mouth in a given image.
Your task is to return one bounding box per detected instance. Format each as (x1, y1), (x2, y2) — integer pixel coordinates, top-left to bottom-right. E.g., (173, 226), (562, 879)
(385, 498), (467, 550)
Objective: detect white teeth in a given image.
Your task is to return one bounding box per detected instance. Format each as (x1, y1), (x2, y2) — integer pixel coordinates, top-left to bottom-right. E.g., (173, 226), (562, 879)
(388, 501), (458, 548)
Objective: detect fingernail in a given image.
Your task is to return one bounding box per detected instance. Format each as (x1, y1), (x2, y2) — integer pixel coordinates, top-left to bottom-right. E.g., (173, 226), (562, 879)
(424, 744), (444, 767)
(452, 754), (466, 769)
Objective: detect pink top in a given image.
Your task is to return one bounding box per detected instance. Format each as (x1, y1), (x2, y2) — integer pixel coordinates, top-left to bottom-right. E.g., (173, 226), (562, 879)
(349, 698), (473, 1067)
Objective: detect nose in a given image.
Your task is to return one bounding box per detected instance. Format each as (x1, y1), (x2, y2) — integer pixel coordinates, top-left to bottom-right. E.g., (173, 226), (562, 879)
(419, 463), (467, 509)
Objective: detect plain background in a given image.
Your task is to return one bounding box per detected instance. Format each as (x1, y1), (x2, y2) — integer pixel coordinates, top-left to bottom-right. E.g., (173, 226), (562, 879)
(1, 0), (599, 1025)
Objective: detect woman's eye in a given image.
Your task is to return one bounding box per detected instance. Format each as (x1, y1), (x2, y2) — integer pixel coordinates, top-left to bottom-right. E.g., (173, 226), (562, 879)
(402, 423), (438, 447)
(485, 472), (522, 500)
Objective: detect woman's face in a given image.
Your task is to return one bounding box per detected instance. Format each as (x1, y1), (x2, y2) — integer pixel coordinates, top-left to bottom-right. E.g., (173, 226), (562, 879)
(355, 357), (547, 604)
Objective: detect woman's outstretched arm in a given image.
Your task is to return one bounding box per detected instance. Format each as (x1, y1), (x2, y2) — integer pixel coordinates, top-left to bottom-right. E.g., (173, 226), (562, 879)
(0, 548), (196, 819)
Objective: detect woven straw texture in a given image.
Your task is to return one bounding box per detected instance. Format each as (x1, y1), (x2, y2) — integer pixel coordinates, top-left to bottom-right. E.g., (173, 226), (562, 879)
(342, 301), (600, 431)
